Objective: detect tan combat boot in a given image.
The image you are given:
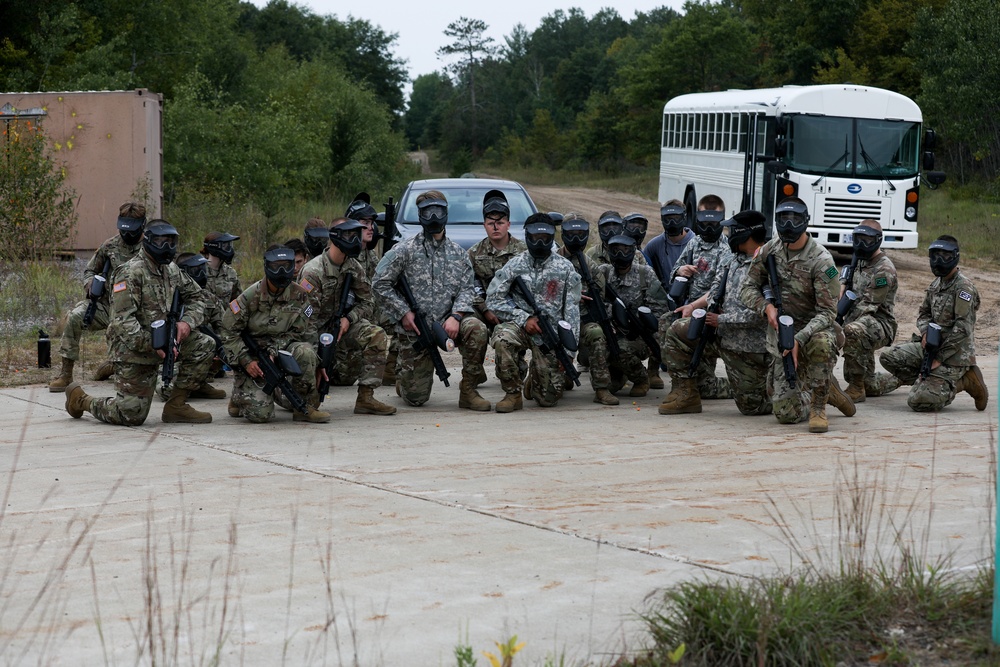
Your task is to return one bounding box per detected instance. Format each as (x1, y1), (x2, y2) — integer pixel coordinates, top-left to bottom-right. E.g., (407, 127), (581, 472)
(459, 376), (491, 411)
(496, 392), (523, 413)
(92, 359), (114, 381)
(227, 398), (242, 418)
(48, 358), (75, 393)
(355, 385), (397, 415)
(162, 389), (213, 423)
(827, 375), (856, 417)
(64, 382), (92, 418)
(956, 365), (989, 411)
(293, 405), (332, 423)
(629, 378), (650, 397)
(809, 385), (830, 433)
(845, 380), (866, 403)
(593, 388), (619, 405)
(658, 377), (702, 415)
(189, 382), (227, 399)
(647, 358), (664, 390)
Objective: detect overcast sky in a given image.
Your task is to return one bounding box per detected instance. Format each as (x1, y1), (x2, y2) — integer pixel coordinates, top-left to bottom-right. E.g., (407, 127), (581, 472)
(248, 1), (685, 89)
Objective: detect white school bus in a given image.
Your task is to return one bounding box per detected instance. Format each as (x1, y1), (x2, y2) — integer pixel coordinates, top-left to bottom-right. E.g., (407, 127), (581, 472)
(657, 84), (944, 249)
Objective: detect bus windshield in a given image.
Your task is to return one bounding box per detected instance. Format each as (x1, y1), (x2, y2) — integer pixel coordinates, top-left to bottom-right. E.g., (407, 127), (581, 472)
(785, 115), (921, 179)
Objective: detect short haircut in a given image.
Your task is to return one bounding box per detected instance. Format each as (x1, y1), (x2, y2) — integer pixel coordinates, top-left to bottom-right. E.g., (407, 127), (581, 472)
(330, 216), (350, 228)
(859, 218), (883, 233)
(662, 198), (683, 207)
(305, 217), (326, 230)
(283, 238), (308, 256)
(697, 194), (725, 211)
(119, 201), (146, 219)
(416, 190), (447, 205)
(525, 212), (554, 226)
(937, 234), (959, 249)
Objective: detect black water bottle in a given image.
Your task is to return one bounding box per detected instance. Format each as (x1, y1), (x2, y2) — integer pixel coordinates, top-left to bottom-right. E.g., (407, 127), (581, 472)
(38, 329), (51, 368)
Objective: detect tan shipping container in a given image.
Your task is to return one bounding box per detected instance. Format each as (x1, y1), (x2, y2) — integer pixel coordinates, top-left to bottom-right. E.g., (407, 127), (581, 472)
(0, 89), (163, 251)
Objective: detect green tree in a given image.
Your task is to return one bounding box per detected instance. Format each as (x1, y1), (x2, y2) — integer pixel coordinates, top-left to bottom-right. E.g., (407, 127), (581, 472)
(436, 17), (498, 156)
(404, 72), (453, 149)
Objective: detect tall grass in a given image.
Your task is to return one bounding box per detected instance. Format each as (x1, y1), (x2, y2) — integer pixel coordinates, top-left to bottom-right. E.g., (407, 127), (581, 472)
(914, 186), (1000, 264)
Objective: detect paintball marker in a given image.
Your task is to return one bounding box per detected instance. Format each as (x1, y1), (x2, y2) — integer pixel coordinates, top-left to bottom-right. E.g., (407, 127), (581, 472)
(571, 250), (620, 362)
(82, 258), (111, 327)
(606, 281), (662, 364)
(511, 275), (581, 387)
(686, 265), (729, 375)
(317, 273), (354, 402)
(666, 275), (690, 311)
(765, 254), (797, 388)
(240, 330), (310, 415)
(198, 323), (229, 366)
(396, 275), (454, 386)
(836, 254), (860, 325)
(150, 287), (184, 391)
(919, 322), (942, 379)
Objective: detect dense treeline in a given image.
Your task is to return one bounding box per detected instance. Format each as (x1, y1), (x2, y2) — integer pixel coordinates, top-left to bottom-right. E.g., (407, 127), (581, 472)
(407, 0), (1000, 191)
(0, 0), (413, 214)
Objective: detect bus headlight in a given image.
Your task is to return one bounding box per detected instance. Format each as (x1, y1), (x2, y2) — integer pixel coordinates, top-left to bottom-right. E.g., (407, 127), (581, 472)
(906, 206), (916, 219)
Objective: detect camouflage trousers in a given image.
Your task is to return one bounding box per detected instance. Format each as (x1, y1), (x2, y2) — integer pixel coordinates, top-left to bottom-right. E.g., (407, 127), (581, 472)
(231, 341), (320, 422)
(59, 299), (110, 361)
(659, 316), (732, 399)
(879, 340), (965, 412)
(609, 339), (651, 393)
(767, 330), (838, 424)
(842, 315), (895, 395)
(397, 317), (487, 406)
(719, 348), (772, 416)
(90, 332), (215, 426)
(492, 323), (564, 407)
(326, 319), (389, 388)
(579, 322), (610, 390)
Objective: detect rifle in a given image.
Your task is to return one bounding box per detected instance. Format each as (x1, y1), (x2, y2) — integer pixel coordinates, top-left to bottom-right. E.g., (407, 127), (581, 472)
(317, 273), (354, 402)
(686, 265), (729, 375)
(82, 258), (111, 327)
(605, 280), (662, 364)
(765, 254), (798, 388)
(571, 250), (620, 361)
(511, 275), (581, 386)
(240, 330), (310, 415)
(198, 323), (229, 366)
(396, 275), (454, 386)
(919, 322), (942, 379)
(836, 254), (860, 325)
(150, 287), (184, 390)
(382, 196), (398, 253)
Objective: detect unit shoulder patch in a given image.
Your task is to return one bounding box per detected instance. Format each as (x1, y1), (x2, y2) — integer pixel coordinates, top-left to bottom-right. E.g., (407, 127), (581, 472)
(304, 304), (314, 318)
(874, 276), (889, 288)
(824, 266), (839, 281)
(958, 290), (972, 302)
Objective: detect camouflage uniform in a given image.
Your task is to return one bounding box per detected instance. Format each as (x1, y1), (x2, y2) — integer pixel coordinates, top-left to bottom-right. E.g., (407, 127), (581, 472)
(486, 251), (582, 406)
(221, 281), (320, 422)
(666, 236), (734, 397)
(468, 235), (528, 325)
(205, 262), (242, 312)
(660, 251), (772, 416)
(358, 248), (380, 280)
(738, 237), (841, 424)
(880, 270), (980, 411)
(597, 262), (669, 392)
(89, 253), (214, 426)
(841, 253), (899, 396)
(372, 234), (487, 406)
(299, 250), (387, 387)
(586, 244), (646, 267)
(58, 235), (141, 361)
(559, 248), (611, 393)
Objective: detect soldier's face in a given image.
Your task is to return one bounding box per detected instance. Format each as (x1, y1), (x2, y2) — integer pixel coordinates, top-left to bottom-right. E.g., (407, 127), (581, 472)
(484, 213), (510, 242)
(359, 217), (375, 243)
(294, 252), (306, 274)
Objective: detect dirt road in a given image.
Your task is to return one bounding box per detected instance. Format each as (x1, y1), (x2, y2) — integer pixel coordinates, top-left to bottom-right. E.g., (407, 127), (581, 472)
(527, 183), (1000, 351)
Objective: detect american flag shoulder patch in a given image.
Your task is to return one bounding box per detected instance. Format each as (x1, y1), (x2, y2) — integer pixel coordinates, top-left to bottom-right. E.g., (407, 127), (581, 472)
(230, 299), (241, 314)
(301, 279), (314, 292)
(959, 290), (972, 302)
(113, 281), (127, 293)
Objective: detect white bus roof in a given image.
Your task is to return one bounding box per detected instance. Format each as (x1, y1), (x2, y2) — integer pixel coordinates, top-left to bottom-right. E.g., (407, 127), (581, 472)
(663, 84), (921, 121)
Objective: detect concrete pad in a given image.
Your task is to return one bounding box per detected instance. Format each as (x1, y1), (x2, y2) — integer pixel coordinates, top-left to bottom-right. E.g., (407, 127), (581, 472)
(1, 356), (996, 665)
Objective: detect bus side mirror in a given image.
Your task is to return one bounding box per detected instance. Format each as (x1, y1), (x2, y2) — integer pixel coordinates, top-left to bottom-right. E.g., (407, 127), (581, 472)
(923, 152), (935, 170)
(775, 117), (787, 136)
(766, 160), (787, 175)
(926, 171), (946, 186)
(924, 129), (937, 151)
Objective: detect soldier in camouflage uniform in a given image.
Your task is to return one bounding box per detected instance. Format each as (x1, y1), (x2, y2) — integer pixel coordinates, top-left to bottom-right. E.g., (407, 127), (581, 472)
(64, 221), (216, 425)
(221, 246), (331, 423)
(880, 235), (988, 412)
(597, 235), (670, 398)
(50, 202), (146, 391)
(586, 211), (648, 267)
(372, 190), (491, 410)
(285, 238), (309, 277)
(487, 214), (582, 412)
(558, 215), (617, 405)
(737, 198), (855, 433)
(837, 220), (900, 402)
(665, 195), (733, 399)
(299, 218), (395, 415)
(659, 211), (772, 416)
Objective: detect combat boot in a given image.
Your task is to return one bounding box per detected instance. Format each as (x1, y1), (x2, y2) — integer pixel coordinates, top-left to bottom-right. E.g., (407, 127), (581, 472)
(629, 379), (650, 397)
(956, 365), (989, 411)
(48, 358), (75, 393)
(293, 406), (332, 423)
(162, 389), (213, 424)
(827, 375), (856, 417)
(64, 381), (92, 419)
(227, 398), (242, 418)
(647, 359), (664, 390)
(459, 377), (491, 411)
(593, 389), (619, 405)
(658, 377), (702, 415)
(809, 385), (829, 433)
(355, 385), (397, 415)
(475, 367), (488, 386)
(845, 380), (866, 403)
(189, 382), (227, 400)
(496, 392), (523, 413)
(92, 359), (114, 381)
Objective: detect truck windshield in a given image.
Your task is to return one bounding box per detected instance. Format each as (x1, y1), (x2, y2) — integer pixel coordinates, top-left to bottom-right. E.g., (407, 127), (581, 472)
(785, 116), (921, 179)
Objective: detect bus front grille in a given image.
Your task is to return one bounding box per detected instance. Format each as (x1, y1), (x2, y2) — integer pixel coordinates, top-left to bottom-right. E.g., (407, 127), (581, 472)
(821, 197), (883, 226)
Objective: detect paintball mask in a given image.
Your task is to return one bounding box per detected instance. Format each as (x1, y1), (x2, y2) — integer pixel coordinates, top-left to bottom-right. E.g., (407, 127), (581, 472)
(142, 221), (179, 265)
(607, 234), (637, 271)
(304, 226), (330, 258)
(330, 219), (364, 258)
(623, 213), (649, 247)
(721, 210), (766, 255)
(561, 218), (590, 253)
(660, 203), (687, 237)
(482, 189), (510, 221)
(417, 197), (448, 236)
(264, 246), (297, 291)
(774, 199), (810, 244)
(178, 254), (209, 288)
(117, 215), (146, 246)
(851, 225), (883, 260)
(525, 219), (556, 260)
(928, 237), (959, 277)
(597, 212), (624, 246)
(203, 232), (240, 264)
(345, 193), (377, 223)
(693, 209), (726, 243)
